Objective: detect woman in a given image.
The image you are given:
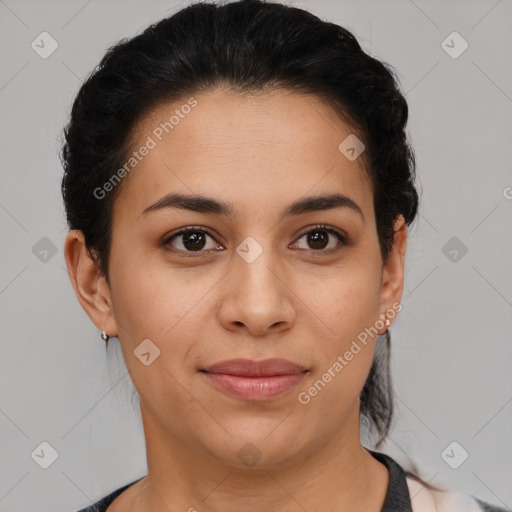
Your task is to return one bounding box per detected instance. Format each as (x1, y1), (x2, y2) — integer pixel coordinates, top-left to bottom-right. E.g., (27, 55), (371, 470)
(61, 1), (509, 511)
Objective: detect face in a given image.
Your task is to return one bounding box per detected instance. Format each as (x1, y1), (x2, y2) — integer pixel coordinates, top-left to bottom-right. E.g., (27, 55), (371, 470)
(66, 87), (406, 471)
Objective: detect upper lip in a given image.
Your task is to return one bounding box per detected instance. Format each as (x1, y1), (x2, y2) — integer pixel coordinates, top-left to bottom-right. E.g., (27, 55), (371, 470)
(201, 358), (308, 377)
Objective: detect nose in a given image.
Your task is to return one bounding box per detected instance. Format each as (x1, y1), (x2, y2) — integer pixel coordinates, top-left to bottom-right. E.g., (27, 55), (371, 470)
(217, 246), (296, 337)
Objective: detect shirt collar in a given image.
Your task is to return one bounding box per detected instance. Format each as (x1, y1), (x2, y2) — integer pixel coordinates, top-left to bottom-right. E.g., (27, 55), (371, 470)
(368, 449), (414, 512)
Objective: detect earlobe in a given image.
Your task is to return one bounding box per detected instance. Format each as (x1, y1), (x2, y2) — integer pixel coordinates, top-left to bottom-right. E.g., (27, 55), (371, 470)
(379, 215), (407, 330)
(64, 230), (118, 337)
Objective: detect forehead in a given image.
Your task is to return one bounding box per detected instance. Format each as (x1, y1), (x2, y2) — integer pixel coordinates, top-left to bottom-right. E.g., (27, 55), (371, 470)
(112, 88), (374, 225)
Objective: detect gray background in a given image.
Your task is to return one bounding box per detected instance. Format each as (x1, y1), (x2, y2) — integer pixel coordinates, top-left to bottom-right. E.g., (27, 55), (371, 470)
(0, 0), (511, 510)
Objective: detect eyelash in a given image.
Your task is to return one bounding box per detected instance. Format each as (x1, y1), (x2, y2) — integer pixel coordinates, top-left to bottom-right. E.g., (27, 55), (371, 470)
(162, 224), (348, 258)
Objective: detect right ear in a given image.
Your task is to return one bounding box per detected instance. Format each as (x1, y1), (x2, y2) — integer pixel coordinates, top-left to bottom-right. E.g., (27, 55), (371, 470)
(63, 230), (118, 337)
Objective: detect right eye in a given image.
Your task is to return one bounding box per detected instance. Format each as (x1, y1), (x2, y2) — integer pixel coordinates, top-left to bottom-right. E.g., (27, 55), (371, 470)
(162, 226), (224, 257)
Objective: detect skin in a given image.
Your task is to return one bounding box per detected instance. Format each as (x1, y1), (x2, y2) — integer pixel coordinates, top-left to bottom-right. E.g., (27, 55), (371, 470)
(65, 87), (407, 512)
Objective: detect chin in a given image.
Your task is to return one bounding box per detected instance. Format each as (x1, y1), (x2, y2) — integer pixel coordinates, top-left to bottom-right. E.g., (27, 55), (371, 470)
(205, 421), (310, 470)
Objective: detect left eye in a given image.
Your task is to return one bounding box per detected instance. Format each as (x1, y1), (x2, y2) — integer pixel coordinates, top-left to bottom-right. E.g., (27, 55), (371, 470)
(292, 226), (346, 252)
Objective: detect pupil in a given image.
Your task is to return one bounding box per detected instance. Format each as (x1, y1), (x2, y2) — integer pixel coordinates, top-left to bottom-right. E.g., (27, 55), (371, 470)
(309, 230), (327, 250)
(184, 232), (205, 251)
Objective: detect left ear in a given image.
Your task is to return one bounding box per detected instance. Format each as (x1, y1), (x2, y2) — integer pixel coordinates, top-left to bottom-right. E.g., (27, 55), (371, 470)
(378, 214), (407, 332)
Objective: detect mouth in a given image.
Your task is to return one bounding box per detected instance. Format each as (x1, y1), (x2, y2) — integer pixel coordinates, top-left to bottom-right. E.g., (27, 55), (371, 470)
(199, 358), (308, 401)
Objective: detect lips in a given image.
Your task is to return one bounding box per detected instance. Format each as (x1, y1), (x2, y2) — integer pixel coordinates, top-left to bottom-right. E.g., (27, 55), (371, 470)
(200, 358), (308, 401)
(201, 358), (308, 377)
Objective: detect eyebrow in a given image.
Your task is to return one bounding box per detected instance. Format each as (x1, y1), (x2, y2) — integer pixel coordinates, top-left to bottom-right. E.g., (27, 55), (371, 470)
(140, 192), (365, 222)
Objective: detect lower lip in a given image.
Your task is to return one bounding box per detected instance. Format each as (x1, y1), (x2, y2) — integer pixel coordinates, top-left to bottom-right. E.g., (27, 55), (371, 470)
(201, 372), (306, 401)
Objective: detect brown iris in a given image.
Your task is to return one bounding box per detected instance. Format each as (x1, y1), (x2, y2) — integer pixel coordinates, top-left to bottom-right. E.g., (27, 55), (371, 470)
(182, 231), (207, 251)
(307, 230), (329, 250)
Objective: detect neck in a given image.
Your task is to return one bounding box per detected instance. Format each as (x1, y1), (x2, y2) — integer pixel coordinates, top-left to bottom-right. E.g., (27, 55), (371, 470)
(127, 402), (389, 512)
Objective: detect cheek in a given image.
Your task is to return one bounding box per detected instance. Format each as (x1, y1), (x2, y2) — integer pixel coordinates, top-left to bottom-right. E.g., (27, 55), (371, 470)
(305, 263), (381, 338)
(109, 265), (209, 407)
(109, 252), (206, 339)
(109, 260), (223, 389)
(300, 261), (382, 395)
(302, 292), (379, 426)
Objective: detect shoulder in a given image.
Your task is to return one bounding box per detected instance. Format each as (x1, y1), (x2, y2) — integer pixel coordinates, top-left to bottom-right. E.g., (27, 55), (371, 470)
(74, 477), (144, 512)
(405, 474), (511, 512)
